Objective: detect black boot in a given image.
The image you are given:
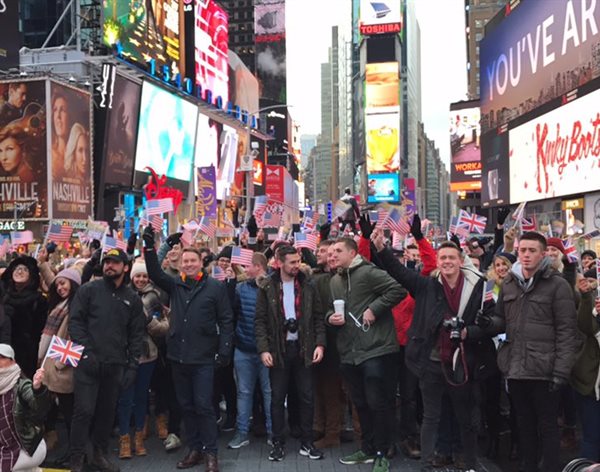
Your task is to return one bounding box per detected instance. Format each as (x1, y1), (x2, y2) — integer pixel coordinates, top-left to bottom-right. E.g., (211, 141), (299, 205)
(90, 446), (120, 472)
(70, 454), (85, 472)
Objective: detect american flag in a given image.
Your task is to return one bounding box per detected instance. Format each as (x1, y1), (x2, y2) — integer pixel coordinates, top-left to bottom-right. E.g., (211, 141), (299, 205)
(392, 231), (403, 249)
(111, 230), (127, 250)
(103, 235), (126, 252)
(301, 210), (320, 231)
(581, 229), (600, 240)
(333, 199), (351, 219)
(262, 211), (281, 228)
(140, 214), (163, 232)
(483, 279), (496, 303)
(47, 223), (73, 243)
(211, 266), (227, 281)
(520, 216), (537, 232)
(253, 196), (268, 217)
(294, 232), (318, 251)
(146, 198), (174, 216)
(10, 231), (34, 246)
(0, 237), (9, 258)
(457, 210), (487, 235)
(180, 228), (194, 246)
(198, 216), (216, 237)
(563, 238), (579, 263)
(231, 247), (254, 266)
(384, 208), (411, 235)
(376, 208), (389, 228)
(46, 335), (84, 367)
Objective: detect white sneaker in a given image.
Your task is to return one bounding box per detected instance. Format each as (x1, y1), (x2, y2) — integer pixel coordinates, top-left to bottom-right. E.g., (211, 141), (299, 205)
(164, 433), (182, 451)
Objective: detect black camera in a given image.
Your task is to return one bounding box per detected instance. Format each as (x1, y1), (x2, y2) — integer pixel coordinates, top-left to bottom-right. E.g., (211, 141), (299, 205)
(284, 318), (298, 334)
(443, 317), (465, 341)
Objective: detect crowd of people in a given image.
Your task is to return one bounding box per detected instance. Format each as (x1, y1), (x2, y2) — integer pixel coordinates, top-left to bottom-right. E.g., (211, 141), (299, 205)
(0, 206), (598, 472)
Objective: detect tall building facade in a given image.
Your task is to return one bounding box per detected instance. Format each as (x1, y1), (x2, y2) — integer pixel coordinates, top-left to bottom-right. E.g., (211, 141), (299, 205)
(465, 0), (506, 99)
(220, 0), (256, 73)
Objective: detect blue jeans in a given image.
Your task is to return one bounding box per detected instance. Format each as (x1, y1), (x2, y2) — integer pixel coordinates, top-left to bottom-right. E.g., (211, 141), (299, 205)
(575, 390), (600, 461)
(118, 361), (156, 434)
(171, 362), (218, 453)
(233, 348), (272, 435)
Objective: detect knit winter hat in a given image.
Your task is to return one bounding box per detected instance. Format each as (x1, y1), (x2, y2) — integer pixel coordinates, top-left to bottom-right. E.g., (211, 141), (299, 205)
(54, 268), (81, 286)
(130, 262), (148, 278)
(546, 237), (565, 254)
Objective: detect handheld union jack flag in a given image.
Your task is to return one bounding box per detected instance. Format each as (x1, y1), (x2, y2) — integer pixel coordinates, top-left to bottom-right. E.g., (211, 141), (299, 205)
(581, 229), (600, 241)
(457, 210), (487, 235)
(449, 216), (469, 237)
(483, 279), (496, 303)
(563, 238), (579, 264)
(46, 335), (84, 367)
(520, 216), (537, 232)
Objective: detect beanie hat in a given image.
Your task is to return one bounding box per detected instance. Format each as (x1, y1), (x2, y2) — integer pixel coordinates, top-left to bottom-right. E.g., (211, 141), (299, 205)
(582, 250), (597, 260)
(495, 252), (517, 265)
(217, 245), (233, 260)
(546, 237), (565, 255)
(54, 268), (81, 286)
(130, 262), (148, 279)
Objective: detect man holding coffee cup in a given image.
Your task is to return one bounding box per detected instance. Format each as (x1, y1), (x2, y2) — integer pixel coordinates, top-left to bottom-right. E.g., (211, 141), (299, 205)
(327, 237), (406, 472)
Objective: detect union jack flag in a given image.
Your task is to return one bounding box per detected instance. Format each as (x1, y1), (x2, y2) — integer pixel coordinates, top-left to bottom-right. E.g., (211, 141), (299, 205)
(581, 229), (600, 240)
(198, 216), (216, 238)
(211, 266), (227, 281)
(231, 247), (254, 266)
(46, 335), (84, 367)
(457, 210), (487, 235)
(47, 223), (73, 243)
(563, 238), (579, 263)
(520, 216), (537, 232)
(483, 279), (496, 303)
(511, 202), (527, 222)
(146, 198), (174, 216)
(294, 232), (318, 251)
(384, 208), (411, 235)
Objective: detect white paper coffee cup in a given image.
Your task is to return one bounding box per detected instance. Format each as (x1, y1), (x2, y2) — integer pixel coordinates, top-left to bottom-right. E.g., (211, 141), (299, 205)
(333, 299), (345, 315)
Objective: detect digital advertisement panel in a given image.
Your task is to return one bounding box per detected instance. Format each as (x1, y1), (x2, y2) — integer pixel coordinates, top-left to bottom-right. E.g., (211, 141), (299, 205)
(0, 2), (22, 71)
(135, 81), (197, 182)
(367, 173), (400, 203)
(195, 0), (229, 103)
(102, 74), (141, 187)
(366, 112), (400, 173)
(255, 0), (285, 37)
(480, 0), (600, 132)
(365, 62), (399, 112)
(509, 86), (600, 204)
(103, 0), (185, 79)
(49, 81), (93, 220)
(449, 105), (481, 192)
(481, 128), (510, 207)
(359, 0), (402, 35)
(0, 80), (48, 219)
(255, 39), (287, 103)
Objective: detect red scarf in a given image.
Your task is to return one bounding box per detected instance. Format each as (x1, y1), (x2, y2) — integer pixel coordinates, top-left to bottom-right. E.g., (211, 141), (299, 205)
(439, 272), (465, 364)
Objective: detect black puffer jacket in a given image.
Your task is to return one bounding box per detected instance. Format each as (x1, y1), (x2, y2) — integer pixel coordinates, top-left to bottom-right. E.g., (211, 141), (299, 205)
(145, 248), (234, 365)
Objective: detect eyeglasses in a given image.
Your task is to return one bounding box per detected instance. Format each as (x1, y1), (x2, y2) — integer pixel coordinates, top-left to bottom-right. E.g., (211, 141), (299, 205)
(13, 265), (29, 274)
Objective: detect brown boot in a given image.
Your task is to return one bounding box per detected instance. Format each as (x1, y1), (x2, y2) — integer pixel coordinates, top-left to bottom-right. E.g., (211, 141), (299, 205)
(177, 450), (203, 469)
(314, 433), (340, 449)
(119, 434), (132, 460)
(156, 414), (168, 440)
(205, 452), (219, 472)
(45, 430), (59, 451)
(134, 430), (147, 456)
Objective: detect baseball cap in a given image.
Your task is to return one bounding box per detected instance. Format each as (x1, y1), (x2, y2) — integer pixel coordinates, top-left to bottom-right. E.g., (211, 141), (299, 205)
(0, 344), (15, 360)
(102, 248), (128, 264)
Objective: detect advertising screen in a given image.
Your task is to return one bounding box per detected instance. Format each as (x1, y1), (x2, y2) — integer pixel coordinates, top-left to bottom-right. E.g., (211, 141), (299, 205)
(255, 0), (285, 37)
(449, 104), (482, 192)
(365, 112), (400, 173)
(195, 0), (229, 103)
(103, 0), (185, 79)
(102, 74), (141, 187)
(135, 81), (197, 182)
(508, 86), (600, 204)
(367, 173), (400, 203)
(49, 81), (93, 220)
(366, 62), (399, 112)
(359, 0), (402, 35)
(255, 39), (287, 103)
(0, 80), (48, 219)
(480, 0), (600, 132)
(481, 128), (509, 207)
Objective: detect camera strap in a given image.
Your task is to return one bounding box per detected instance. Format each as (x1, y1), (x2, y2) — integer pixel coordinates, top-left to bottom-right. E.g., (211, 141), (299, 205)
(441, 342), (469, 387)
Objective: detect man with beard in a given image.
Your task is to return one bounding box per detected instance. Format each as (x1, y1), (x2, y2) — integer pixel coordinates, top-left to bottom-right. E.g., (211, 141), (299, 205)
(68, 249), (145, 472)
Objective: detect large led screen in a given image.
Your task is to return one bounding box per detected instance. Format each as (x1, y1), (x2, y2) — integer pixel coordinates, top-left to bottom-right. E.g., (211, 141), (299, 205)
(480, 0), (600, 132)
(449, 105), (481, 192)
(367, 173), (400, 203)
(509, 86), (600, 204)
(135, 81), (197, 182)
(366, 112), (400, 173)
(255, 0), (285, 36)
(0, 80), (48, 219)
(481, 128), (509, 207)
(195, 0), (229, 103)
(366, 62), (399, 112)
(359, 0), (402, 35)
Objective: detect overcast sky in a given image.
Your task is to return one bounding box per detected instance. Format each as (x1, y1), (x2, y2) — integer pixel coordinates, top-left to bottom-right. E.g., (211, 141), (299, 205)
(287, 0), (468, 168)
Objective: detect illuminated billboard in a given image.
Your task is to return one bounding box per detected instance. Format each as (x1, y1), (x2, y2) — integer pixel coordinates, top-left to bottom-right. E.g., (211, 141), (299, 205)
(367, 173), (400, 203)
(255, 1), (285, 37)
(366, 112), (400, 173)
(509, 86), (600, 204)
(359, 0), (402, 35)
(480, 0), (600, 132)
(480, 128), (509, 207)
(194, 0), (229, 103)
(366, 62), (399, 112)
(449, 103), (481, 192)
(135, 81), (197, 182)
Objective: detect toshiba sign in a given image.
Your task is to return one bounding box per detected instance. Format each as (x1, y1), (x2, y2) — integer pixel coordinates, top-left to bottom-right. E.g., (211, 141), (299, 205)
(359, 0), (402, 36)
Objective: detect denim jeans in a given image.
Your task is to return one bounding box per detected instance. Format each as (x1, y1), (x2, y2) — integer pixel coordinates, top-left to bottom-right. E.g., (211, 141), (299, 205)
(233, 348), (272, 435)
(574, 390), (600, 461)
(118, 361), (156, 434)
(171, 362), (218, 453)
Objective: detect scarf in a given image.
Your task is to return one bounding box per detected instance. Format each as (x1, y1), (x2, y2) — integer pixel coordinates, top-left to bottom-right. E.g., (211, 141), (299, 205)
(38, 299), (69, 362)
(279, 277), (303, 320)
(0, 364), (21, 395)
(438, 272), (465, 364)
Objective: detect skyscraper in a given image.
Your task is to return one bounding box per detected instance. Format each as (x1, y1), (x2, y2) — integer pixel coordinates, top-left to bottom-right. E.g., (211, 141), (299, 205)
(219, 0), (256, 73)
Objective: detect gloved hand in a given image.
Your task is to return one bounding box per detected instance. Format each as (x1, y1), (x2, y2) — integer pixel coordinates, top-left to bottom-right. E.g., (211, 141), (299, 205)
(166, 232), (182, 248)
(548, 376), (568, 393)
(319, 222), (331, 241)
(143, 225), (155, 249)
(120, 366), (137, 391)
(90, 248), (102, 265)
(410, 214), (423, 240)
(358, 213), (375, 239)
(247, 216), (258, 237)
(215, 353), (231, 368)
(497, 207), (511, 226)
(127, 232), (137, 247)
(475, 309), (493, 328)
(450, 234), (462, 251)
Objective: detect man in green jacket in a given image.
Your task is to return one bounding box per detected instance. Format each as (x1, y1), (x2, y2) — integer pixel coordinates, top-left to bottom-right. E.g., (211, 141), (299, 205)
(327, 237), (406, 472)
